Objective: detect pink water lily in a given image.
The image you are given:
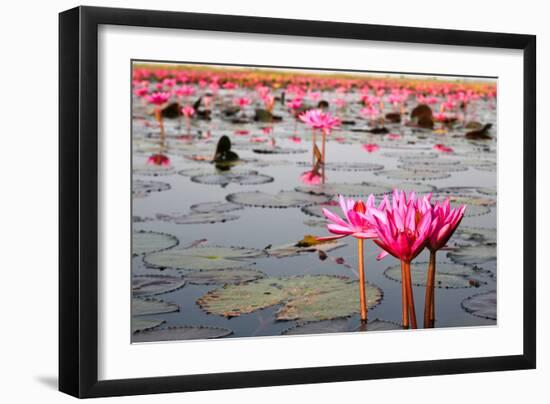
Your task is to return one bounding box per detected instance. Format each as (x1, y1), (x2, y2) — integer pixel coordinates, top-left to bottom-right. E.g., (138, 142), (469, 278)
(181, 105), (195, 118)
(370, 190), (433, 262)
(362, 143), (380, 153)
(147, 153), (170, 166)
(300, 170), (322, 185)
(318, 195), (382, 323)
(423, 197), (466, 327)
(233, 97), (252, 108)
(146, 91), (171, 105)
(369, 190), (435, 329)
(319, 195), (381, 241)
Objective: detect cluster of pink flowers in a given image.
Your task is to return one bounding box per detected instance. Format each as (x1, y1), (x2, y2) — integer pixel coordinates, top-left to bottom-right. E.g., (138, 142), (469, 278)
(319, 190), (465, 328)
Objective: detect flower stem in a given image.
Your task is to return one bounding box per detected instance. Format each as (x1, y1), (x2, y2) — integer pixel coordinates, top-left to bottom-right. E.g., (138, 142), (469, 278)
(321, 129), (327, 184)
(404, 261), (417, 329)
(357, 238), (368, 323)
(155, 107), (165, 143)
(424, 250), (436, 328)
(311, 128), (316, 166)
(400, 260), (409, 329)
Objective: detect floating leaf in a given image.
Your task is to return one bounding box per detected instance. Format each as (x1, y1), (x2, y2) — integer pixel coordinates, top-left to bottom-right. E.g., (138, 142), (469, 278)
(132, 275), (186, 297)
(133, 179), (171, 198)
(132, 326), (233, 342)
(461, 290), (497, 320)
(455, 227), (497, 244)
(384, 151), (439, 160)
(132, 298), (179, 316)
(198, 275), (382, 322)
(399, 163), (467, 172)
(131, 318), (165, 334)
(190, 170), (274, 186)
(266, 237), (347, 258)
(189, 201), (243, 213)
(133, 164), (176, 176)
(252, 146), (307, 154)
(132, 231), (178, 256)
(297, 161), (384, 172)
(281, 318), (401, 335)
(447, 243), (497, 265)
(184, 268), (266, 285)
(156, 211), (239, 224)
(282, 319), (349, 335)
(364, 318), (403, 331)
(398, 157), (460, 166)
(384, 262), (487, 289)
(226, 190), (329, 208)
(476, 187), (497, 196)
(295, 182), (392, 197)
(144, 246), (264, 270)
(375, 169), (451, 181)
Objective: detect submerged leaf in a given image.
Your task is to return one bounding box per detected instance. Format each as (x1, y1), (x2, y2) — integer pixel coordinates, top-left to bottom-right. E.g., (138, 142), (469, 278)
(132, 326), (233, 342)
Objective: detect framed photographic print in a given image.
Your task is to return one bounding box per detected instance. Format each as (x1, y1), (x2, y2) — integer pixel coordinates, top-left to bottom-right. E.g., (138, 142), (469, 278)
(59, 6), (536, 398)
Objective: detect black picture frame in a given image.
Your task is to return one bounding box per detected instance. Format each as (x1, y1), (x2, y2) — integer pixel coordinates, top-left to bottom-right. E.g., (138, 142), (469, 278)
(59, 5), (536, 398)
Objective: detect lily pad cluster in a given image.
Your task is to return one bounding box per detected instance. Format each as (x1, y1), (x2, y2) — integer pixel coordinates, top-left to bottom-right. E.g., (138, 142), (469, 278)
(197, 275), (383, 322)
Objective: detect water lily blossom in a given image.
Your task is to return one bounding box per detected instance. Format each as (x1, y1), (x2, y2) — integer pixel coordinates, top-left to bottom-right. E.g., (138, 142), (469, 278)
(423, 197), (466, 327)
(318, 195), (382, 323)
(369, 190), (435, 328)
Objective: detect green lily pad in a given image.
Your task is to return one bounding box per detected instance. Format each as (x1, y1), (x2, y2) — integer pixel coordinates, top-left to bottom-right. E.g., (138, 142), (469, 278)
(455, 227), (497, 244)
(133, 179), (171, 199)
(190, 170), (274, 186)
(282, 318), (349, 335)
(252, 146), (307, 154)
(155, 211), (240, 224)
(383, 262), (487, 289)
(144, 246), (264, 270)
(461, 290), (497, 320)
(266, 238), (347, 258)
(384, 151), (438, 160)
(282, 318), (401, 335)
(476, 187), (497, 196)
(295, 182), (392, 197)
(132, 275), (186, 297)
(398, 157), (460, 166)
(133, 164), (176, 177)
(447, 243), (497, 265)
(198, 275), (383, 322)
(184, 268), (266, 285)
(132, 230), (178, 256)
(131, 318), (165, 334)
(226, 190), (329, 208)
(297, 161), (384, 172)
(375, 169), (451, 181)
(132, 326), (233, 342)
(189, 201), (243, 213)
(399, 163), (467, 172)
(132, 298), (179, 316)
